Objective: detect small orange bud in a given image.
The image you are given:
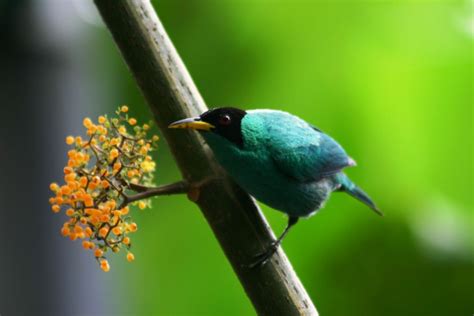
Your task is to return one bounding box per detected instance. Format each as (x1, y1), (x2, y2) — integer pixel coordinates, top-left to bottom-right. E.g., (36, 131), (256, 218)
(99, 227), (108, 238)
(101, 180), (110, 189)
(65, 173), (76, 182)
(98, 116), (106, 124)
(49, 182), (60, 192)
(143, 124), (150, 131)
(129, 223), (138, 232)
(128, 118), (137, 126)
(109, 148), (119, 159)
(79, 176), (88, 187)
(94, 248), (104, 257)
(110, 138), (120, 146)
(108, 200), (116, 210)
(127, 252), (135, 262)
(140, 146), (148, 155)
(60, 186), (71, 195)
(84, 197), (94, 207)
(75, 136), (83, 146)
(121, 105), (129, 112)
(123, 237), (131, 245)
(88, 181), (98, 190)
(65, 208), (74, 216)
(61, 226), (70, 236)
(113, 162), (122, 171)
(140, 164), (152, 173)
(101, 204), (111, 213)
(85, 227), (93, 237)
(52, 205), (60, 213)
(100, 259), (110, 272)
(97, 126), (106, 134)
(67, 149), (76, 158)
(67, 181), (77, 190)
(65, 136), (75, 145)
(121, 207), (129, 215)
(138, 201), (146, 210)
(87, 125), (97, 135)
(84, 197), (94, 208)
(112, 227), (122, 235)
(83, 117), (93, 128)
(84, 207), (95, 216)
(89, 216), (99, 225)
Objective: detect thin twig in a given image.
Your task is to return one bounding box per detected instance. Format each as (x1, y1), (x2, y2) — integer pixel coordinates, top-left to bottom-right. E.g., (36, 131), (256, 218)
(123, 180), (188, 207)
(128, 182), (150, 192)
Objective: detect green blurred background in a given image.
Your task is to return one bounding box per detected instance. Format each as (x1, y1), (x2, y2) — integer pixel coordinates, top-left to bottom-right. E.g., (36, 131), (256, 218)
(0, 0), (472, 315)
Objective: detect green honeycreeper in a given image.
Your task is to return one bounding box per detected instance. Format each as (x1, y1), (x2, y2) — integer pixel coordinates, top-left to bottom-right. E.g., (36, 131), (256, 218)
(169, 107), (381, 267)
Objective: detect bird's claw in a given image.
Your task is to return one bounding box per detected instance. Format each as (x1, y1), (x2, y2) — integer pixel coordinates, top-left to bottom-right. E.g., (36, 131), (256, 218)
(245, 242), (280, 269)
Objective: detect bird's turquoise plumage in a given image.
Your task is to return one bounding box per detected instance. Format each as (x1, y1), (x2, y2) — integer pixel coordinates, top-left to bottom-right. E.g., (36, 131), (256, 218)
(170, 107), (380, 266)
(201, 109), (363, 217)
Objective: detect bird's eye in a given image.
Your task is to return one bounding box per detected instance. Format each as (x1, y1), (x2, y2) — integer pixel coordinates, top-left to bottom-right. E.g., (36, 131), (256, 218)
(218, 114), (231, 125)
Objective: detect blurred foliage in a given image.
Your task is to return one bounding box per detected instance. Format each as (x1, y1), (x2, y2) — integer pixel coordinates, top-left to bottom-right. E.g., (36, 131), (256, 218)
(87, 0), (473, 315)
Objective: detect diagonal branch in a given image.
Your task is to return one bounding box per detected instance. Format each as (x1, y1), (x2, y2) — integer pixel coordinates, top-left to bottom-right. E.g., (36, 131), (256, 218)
(93, 1), (318, 315)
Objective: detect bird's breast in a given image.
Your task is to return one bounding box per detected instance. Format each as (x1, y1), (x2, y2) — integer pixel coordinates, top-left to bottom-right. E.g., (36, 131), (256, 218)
(206, 135), (333, 217)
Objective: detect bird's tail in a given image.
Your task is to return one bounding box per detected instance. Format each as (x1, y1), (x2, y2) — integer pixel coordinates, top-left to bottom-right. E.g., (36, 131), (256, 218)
(335, 173), (383, 216)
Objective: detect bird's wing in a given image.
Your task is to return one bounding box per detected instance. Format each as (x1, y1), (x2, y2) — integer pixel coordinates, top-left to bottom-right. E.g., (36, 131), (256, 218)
(260, 112), (352, 182)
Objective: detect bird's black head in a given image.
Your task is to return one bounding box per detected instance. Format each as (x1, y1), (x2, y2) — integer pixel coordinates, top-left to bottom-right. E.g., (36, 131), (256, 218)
(199, 107), (247, 147)
(169, 107), (247, 147)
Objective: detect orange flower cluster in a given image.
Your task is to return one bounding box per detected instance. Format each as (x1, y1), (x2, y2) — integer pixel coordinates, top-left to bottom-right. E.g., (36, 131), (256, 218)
(49, 106), (159, 272)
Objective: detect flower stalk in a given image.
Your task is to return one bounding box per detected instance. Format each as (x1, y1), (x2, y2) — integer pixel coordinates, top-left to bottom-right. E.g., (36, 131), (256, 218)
(121, 180), (189, 207)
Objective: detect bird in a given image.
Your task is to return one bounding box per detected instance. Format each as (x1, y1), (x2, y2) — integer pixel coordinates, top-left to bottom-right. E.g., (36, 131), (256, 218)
(169, 107), (382, 267)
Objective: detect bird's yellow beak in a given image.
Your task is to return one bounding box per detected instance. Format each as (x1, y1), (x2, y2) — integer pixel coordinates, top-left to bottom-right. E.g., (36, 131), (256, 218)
(168, 117), (215, 131)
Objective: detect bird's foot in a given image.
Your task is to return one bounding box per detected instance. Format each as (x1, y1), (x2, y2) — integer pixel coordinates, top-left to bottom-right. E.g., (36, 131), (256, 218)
(245, 241), (280, 269)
